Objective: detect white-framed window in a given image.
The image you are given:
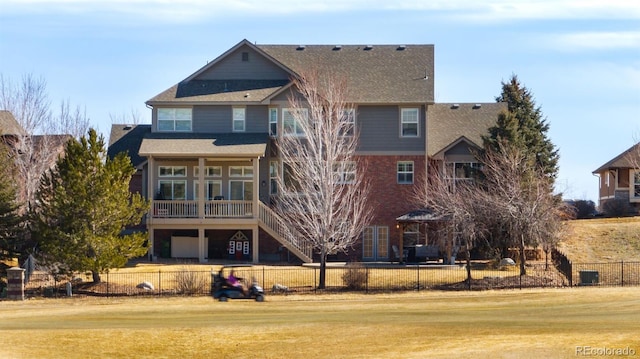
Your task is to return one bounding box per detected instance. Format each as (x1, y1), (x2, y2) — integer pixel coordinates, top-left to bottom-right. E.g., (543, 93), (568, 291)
(269, 108), (278, 137)
(633, 170), (640, 200)
(282, 162), (302, 193)
(194, 180), (222, 200)
(397, 161), (414, 184)
(341, 108), (355, 136)
(333, 161), (356, 184)
(157, 108), (192, 132)
(229, 180), (253, 201)
(232, 107), (246, 132)
(445, 162), (480, 181)
(283, 108), (308, 136)
(194, 166), (222, 177)
(159, 166), (186, 177)
(158, 180), (186, 200)
(403, 223), (420, 245)
(400, 108), (419, 137)
(229, 166), (254, 178)
(270, 161), (278, 195)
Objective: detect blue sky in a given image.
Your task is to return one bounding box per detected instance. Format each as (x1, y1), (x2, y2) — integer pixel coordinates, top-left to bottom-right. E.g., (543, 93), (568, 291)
(1, 0), (639, 202)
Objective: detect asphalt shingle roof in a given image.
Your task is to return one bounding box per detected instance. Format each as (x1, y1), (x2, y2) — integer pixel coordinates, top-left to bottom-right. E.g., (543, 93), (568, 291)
(138, 132), (268, 158)
(0, 110), (25, 136)
(592, 142), (640, 173)
(108, 124), (151, 167)
(427, 103), (506, 157)
(147, 40), (434, 105)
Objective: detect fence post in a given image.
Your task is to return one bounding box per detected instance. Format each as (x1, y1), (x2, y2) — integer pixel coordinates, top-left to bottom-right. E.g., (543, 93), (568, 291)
(6, 267), (25, 301)
(621, 261), (624, 287)
(159, 270), (162, 296)
(106, 272), (109, 298)
(365, 267), (369, 294)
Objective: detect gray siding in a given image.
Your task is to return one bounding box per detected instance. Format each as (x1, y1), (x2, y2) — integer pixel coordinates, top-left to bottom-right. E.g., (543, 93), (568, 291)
(357, 105), (425, 153)
(194, 105), (268, 133)
(152, 159), (268, 201)
(197, 44), (290, 81)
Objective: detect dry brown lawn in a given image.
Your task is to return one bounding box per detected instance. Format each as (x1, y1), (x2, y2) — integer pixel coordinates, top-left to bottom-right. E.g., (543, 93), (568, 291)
(1, 287), (638, 359)
(559, 217), (640, 262)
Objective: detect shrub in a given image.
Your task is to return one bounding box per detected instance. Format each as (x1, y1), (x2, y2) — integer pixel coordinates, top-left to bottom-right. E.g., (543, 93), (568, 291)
(342, 262), (367, 290)
(174, 268), (207, 295)
(602, 199), (634, 217)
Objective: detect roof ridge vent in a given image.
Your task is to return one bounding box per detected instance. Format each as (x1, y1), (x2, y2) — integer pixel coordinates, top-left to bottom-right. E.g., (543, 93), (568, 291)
(333, 45), (342, 51)
(364, 45), (373, 50)
(297, 45), (306, 51)
(473, 104), (482, 109)
(451, 104), (460, 109)
(397, 45), (406, 50)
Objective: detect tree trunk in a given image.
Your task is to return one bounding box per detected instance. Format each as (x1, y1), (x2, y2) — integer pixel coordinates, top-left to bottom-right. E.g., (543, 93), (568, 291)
(465, 244), (472, 290)
(92, 270), (101, 283)
(519, 234), (527, 276)
(318, 247), (327, 289)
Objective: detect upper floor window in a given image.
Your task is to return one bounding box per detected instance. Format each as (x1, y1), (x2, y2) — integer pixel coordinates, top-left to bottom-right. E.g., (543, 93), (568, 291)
(269, 161), (278, 195)
(400, 108), (419, 137)
(283, 108), (308, 136)
(157, 108), (192, 132)
(194, 166), (222, 177)
(269, 108), (278, 137)
(333, 161), (356, 184)
(633, 171), (640, 199)
(229, 166), (253, 178)
(397, 161), (414, 184)
(341, 108), (355, 137)
(159, 166), (186, 177)
(158, 180), (186, 200)
(445, 162), (480, 181)
(233, 107), (246, 132)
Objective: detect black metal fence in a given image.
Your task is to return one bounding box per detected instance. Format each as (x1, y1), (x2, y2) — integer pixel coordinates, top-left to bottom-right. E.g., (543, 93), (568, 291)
(21, 263), (564, 298)
(20, 259), (640, 298)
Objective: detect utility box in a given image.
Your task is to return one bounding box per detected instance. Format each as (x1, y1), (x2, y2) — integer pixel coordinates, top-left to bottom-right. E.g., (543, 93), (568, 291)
(579, 270), (599, 285)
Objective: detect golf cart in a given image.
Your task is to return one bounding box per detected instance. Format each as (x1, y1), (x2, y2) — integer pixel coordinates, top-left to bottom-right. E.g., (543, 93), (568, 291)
(211, 265), (265, 302)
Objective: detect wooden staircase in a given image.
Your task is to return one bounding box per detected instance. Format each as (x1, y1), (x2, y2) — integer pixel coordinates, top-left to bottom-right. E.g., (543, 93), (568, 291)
(258, 202), (313, 263)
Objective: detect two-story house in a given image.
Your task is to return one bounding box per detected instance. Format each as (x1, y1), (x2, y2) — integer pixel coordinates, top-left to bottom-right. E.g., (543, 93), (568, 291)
(593, 143), (640, 215)
(108, 39), (505, 264)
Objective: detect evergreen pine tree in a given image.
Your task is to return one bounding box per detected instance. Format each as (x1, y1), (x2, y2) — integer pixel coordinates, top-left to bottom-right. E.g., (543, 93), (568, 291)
(32, 129), (148, 282)
(0, 144), (24, 265)
(483, 74), (559, 179)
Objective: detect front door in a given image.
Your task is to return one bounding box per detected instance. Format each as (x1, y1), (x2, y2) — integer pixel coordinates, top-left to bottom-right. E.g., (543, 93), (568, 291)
(362, 226), (389, 261)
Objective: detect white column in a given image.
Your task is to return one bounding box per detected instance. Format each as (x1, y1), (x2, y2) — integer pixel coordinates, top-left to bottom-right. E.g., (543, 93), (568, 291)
(147, 157), (155, 260)
(198, 157), (205, 218)
(199, 228), (206, 263)
(252, 157), (259, 217)
(252, 226), (259, 263)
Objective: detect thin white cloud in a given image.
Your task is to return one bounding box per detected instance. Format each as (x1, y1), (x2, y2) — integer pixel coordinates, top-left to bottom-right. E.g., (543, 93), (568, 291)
(552, 31), (640, 51)
(2, 0), (639, 23)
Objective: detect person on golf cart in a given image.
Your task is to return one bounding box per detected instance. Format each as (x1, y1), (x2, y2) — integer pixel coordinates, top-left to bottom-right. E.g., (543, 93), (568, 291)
(227, 269), (247, 295)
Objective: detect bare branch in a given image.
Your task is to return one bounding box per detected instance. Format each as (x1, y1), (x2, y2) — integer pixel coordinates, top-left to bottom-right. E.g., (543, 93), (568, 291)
(274, 69), (373, 288)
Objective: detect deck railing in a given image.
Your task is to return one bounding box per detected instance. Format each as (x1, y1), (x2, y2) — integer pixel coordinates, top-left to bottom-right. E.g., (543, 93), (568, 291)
(152, 200), (253, 218)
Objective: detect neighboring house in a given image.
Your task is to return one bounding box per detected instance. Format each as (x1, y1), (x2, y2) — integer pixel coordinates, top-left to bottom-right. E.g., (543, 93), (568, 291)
(1, 110), (70, 211)
(109, 39), (505, 264)
(592, 143), (640, 214)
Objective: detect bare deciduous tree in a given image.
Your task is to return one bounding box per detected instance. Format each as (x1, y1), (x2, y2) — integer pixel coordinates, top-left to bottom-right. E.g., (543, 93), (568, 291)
(413, 167), (488, 287)
(0, 74), (89, 214)
(109, 108), (146, 125)
(274, 69), (373, 289)
(480, 143), (565, 275)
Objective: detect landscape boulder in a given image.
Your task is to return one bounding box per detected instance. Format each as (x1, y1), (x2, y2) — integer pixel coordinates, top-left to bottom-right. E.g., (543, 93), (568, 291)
(136, 281), (155, 291)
